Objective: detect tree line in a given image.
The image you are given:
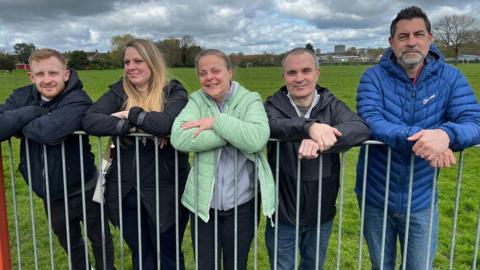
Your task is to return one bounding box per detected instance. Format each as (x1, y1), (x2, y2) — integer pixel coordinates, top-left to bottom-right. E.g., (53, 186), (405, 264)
(1, 14), (479, 70)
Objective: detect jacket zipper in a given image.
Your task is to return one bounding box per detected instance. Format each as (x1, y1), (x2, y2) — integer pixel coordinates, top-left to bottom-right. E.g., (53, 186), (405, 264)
(401, 82), (417, 213)
(207, 101), (224, 213)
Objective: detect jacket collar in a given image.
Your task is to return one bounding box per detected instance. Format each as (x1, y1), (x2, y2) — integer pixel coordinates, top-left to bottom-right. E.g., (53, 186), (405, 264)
(380, 44), (444, 83)
(268, 85), (334, 117)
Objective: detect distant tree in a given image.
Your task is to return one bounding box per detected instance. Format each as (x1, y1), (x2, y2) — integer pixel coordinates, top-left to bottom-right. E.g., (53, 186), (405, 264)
(306, 43), (315, 52)
(156, 38), (182, 67)
(90, 53), (119, 69)
(13, 42), (36, 64)
(0, 52), (16, 71)
(65, 50), (89, 70)
(347, 46), (358, 55)
(110, 34), (136, 64)
(434, 15), (478, 64)
(367, 47), (385, 58)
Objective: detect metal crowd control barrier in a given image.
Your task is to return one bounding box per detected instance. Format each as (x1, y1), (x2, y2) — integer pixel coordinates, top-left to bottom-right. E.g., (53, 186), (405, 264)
(0, 134), (480, 269)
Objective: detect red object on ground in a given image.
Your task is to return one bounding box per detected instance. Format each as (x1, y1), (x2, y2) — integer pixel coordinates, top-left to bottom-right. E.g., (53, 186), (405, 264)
(0, 144), (12, 270)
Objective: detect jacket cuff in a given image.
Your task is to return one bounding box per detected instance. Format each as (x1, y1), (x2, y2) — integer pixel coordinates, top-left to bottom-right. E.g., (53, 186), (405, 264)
(128, 106), (147, 126)
(438, 125), (455, 148)
(303, 119), (316, 137)
(115, 119), (130, 134)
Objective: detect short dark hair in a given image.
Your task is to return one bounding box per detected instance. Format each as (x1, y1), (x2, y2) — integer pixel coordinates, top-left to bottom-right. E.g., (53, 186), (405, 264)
(281, 47), (319, 71)
(390, 6), (431, 37)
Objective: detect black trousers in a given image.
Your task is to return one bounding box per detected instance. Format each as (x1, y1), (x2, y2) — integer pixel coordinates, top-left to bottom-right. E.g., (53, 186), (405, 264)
(191, 199), (258, 270)
(44, 187), (115, 270)
(122, 189), (189, 270)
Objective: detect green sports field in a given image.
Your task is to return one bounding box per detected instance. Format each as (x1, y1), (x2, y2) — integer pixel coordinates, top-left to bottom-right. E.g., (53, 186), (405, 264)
(1, 64), (480, 269)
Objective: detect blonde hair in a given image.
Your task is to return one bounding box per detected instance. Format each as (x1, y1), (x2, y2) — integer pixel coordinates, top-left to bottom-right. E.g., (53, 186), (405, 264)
(123, 38), (167, 112)
(28, 48), (67, 67)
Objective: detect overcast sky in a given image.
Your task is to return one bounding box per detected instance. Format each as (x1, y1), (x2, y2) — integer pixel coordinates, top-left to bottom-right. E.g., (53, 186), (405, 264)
(0, 0), (478, 54)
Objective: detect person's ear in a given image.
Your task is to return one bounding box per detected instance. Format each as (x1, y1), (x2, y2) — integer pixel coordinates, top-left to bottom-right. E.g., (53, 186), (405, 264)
(63, 69), (71, 82)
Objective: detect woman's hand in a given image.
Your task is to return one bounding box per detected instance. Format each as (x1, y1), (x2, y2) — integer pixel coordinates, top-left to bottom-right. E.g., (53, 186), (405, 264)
(181, 117), (216, 138)
(110, 110), (129, 119)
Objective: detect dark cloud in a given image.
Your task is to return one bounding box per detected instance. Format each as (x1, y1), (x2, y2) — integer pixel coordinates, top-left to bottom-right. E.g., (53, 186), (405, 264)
(0, 0), (478, 54)
(0, 0), (116, 22)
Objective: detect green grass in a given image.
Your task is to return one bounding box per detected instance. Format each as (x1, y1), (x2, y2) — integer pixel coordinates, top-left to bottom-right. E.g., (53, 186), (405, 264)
(0, 64), (480, 269)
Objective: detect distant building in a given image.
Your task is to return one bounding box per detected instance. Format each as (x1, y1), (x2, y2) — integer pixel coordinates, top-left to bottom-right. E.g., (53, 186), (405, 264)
(334, 45), (346, 54)
(459, 54), (480, 61)
(358, 48), (368, 56)
(16, 64), (30, 70)
(315, 48), (321, 55)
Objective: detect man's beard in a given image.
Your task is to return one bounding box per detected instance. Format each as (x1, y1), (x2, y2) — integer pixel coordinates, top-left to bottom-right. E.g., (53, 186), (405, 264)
(399, 49), (426, 68)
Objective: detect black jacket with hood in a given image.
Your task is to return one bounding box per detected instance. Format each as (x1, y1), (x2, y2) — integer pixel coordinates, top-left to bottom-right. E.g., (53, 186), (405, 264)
(0, 69), (97, 200)
(265, 85), (371, 225)
(82, 79), (190, 232)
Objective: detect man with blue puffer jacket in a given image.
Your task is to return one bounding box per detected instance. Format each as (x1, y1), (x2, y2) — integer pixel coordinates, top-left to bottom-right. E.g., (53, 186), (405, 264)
(356, 6), (480, 270)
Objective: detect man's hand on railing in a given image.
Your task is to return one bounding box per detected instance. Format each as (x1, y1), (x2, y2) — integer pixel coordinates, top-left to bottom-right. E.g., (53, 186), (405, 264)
(408, 129), (450, 160)
(427, 148), (456, 168)
(308, 123), (342, 152)
(298, 139), (320, 159)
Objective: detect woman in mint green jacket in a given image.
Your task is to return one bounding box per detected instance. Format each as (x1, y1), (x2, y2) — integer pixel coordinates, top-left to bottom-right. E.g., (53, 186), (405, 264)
(171, 49), (275, 270)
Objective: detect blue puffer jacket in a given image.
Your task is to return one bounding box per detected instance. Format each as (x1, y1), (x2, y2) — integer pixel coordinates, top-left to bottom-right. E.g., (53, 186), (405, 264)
(356, 45), (480, 213)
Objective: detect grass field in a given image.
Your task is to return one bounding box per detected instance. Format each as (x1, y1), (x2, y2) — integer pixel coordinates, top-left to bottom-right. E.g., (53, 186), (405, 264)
(1, 64), (480, 269)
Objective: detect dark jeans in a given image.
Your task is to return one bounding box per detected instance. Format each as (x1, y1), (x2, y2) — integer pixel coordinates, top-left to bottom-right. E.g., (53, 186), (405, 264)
(122, 189), (188, 270)
(191, 199), (257, 270)
(45, 188), (115, 270)
(265, 220), (333, 270)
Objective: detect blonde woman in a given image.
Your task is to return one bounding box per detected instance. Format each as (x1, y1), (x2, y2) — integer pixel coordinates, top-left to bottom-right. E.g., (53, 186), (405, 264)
(83, 38), (189, 269)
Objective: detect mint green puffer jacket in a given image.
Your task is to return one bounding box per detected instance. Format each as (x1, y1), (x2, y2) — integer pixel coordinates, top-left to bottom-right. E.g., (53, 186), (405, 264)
(171, 82), (275, 222)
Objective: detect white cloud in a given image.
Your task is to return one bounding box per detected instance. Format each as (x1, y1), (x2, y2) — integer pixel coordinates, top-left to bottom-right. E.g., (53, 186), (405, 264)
(0, 0), (478, 54)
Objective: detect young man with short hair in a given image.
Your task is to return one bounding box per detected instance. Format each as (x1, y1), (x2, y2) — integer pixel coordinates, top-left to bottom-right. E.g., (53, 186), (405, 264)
(0, 48), (115, 269)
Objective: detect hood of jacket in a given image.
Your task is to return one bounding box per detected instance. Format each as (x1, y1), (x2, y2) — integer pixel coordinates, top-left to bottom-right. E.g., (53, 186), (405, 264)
(379, 44), (444, 83)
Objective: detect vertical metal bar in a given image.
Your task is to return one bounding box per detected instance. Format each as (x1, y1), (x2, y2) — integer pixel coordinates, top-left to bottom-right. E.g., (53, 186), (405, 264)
(154, 137), (161, 270)
(336, 152), (347, 270)
(358, 144), (369, 270)
(25, 139), (39, 270)
(97, 138), (107, 270)
(116, 136), (124, 270)
(61, 143), (72, 269)
(380, 147), (392, 270)
(449, 151), (465, 270)
(425, 168), (438, 270)
(43, 145), (55, 270)
(253, 154), (259, 270)
(135, 136), (143, 270)
(315, 155), (324, 270)
(274, 141), (280, 270)
(473, 206), (480, 270)
(78, 135), (89, 270)
(234, 149), (238, 270)
(194, 154), (199, 270)
(294, 158), (301, 270)
(8, 140), (21, 269)
(174, 150), (180, 270)
(214, 150), (219, 270)
(401, 153), (415, 270)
